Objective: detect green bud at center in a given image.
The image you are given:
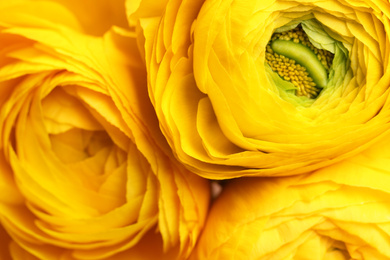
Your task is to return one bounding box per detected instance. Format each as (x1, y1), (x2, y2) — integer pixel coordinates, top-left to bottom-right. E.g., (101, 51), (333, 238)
(266, 25), (334, 99)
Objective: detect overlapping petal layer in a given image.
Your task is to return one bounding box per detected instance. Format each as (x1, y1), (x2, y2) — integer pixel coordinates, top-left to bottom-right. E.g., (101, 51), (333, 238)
(132, 0), (390, 178)
(0, 222), (12, 260)
(191, 133), (390, 259)
(0, 1), (209, 259)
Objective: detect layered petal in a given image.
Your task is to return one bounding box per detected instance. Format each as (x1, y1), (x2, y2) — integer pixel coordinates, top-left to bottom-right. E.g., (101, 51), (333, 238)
(0, 1), (209, 259)
(191, 132), (390, 259)
(0, 221), (12, 260)
(131, 0), (390, 178)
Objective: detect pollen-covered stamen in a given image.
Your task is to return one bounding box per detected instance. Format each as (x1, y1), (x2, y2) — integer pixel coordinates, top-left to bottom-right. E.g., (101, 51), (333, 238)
(266, 50), (319, 97)
(266, 25), (334, 99)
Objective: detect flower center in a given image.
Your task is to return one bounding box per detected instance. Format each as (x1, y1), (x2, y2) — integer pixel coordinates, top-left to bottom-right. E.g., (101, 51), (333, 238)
(266, 25), (334, 99)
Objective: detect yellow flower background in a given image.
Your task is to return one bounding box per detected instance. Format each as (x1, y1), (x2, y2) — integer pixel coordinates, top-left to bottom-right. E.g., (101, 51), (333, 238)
(0, 1), (209, 259)
(1, 0), (390, 259)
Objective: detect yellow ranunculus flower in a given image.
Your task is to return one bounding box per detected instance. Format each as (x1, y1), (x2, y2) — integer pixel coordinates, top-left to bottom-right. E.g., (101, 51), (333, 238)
(130, 0), (390, 179)
(0, 1), (209, 259)
(191, 133), (390, 259)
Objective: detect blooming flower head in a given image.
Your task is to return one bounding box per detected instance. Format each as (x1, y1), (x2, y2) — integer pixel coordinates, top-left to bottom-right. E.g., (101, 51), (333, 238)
(191, 133), (390, 259)
(0, 1), (209, 259)
(130, 0), (390, 179)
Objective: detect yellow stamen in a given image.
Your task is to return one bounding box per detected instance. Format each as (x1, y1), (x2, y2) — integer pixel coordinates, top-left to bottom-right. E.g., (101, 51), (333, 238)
(266, 25), (334, 99)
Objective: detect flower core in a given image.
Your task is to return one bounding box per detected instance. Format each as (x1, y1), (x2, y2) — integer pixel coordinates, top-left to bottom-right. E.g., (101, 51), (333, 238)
(266, 25), (334, 99)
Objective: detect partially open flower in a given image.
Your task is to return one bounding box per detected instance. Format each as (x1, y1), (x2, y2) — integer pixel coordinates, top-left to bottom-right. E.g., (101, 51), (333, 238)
(0, 1), (209, 259)
(191, 133), (390, 259)
(130, 0), (390, 179)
